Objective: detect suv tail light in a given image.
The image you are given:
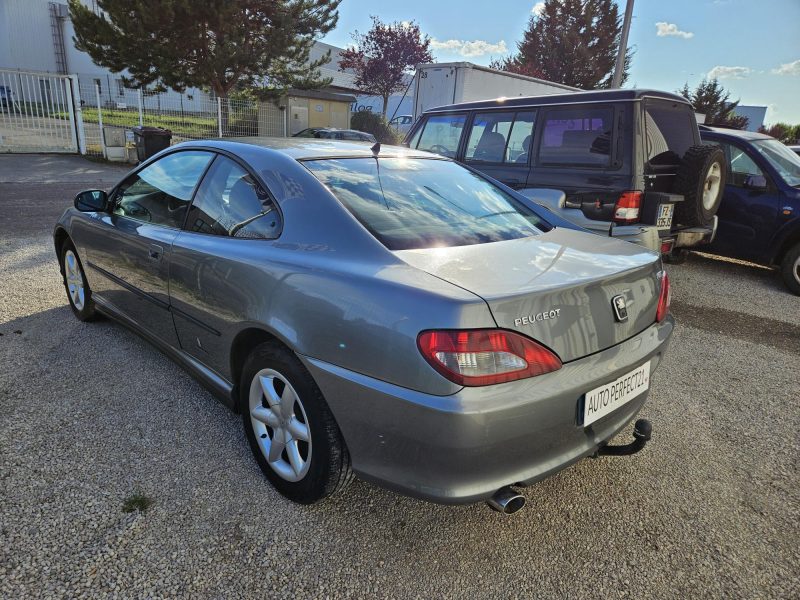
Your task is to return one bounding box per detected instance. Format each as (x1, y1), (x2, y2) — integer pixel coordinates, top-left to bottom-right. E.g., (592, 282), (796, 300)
(417, 329), (562, 386)
(656, 271), (671, 322)
(614, 191), (642, 224)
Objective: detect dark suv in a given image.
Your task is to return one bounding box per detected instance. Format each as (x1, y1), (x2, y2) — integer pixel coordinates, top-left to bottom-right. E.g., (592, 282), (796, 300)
(404, 89), (725, 256)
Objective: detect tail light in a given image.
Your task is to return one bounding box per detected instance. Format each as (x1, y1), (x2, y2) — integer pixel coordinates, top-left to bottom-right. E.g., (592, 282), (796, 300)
(417, 329), (562, 386)
(613, 191), (642, 224)
(656, 271), (671, 322)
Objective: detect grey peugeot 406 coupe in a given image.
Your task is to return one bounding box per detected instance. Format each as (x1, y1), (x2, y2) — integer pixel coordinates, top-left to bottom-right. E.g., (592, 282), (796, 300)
(54, 139), (673, 514)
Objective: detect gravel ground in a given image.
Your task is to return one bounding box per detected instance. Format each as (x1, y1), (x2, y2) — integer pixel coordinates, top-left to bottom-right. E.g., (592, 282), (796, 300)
(1, 155), (798, 599)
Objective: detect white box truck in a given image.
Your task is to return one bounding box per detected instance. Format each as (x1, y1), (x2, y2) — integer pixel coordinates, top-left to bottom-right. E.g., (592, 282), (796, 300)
(412, 62), (578, 120)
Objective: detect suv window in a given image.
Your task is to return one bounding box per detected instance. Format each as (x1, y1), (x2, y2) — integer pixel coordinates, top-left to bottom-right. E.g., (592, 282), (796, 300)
(186, 156), (281, 239)
(304, 157), (546, 251)
(538, 107), (613, 166)
(408, 114), (466, 158)
(644, 101), (695, 166)
(722, 143), (765, 187)
(114, 151), (213, 227)
(465, 111), (536, 164)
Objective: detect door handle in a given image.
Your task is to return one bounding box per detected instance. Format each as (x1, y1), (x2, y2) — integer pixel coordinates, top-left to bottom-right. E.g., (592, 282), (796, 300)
(148, 244), (163, 261)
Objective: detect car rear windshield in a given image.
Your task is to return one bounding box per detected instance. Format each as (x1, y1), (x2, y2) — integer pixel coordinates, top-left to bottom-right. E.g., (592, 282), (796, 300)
(644, 100), (696, 166)
(303, 157), (547, 250)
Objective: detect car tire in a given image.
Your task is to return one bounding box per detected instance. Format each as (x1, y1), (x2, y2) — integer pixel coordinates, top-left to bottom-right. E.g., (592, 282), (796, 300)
(780, 242), (800, 295)
(240, 341), (353, 504)
(673, 144), (727, 227)
(60, 239), (98, 321)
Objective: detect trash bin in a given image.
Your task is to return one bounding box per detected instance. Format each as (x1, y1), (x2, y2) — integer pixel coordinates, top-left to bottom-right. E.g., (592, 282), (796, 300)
(132, 126), (172, 162)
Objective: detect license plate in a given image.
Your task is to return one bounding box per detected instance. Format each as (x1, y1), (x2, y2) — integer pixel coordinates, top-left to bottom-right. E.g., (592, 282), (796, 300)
(656, 204), (674, 229)
(581, 361), (651, 427)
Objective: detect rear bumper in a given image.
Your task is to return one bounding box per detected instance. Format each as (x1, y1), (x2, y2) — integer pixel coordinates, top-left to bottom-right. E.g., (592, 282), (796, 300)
(300, 316), (674, 504)
(674, 216), (718, 248)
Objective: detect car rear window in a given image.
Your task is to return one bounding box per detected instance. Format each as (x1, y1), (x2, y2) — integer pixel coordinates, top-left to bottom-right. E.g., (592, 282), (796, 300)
(538, 107), (614, 166)
(304, 157), (547, 250)
(644, 100), (696, 166)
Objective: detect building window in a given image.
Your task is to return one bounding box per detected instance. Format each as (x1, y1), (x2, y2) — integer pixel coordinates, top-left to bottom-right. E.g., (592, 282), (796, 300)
(117, 79), (124, 96)
(93, 78), (102, 94)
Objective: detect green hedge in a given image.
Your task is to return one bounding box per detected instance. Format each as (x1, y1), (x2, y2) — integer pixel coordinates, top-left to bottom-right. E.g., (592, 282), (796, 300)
(350, 111), (402, 144)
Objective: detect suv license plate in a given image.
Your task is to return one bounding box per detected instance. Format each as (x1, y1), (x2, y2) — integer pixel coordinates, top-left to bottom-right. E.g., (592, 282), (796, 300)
(656, 204), (674, 229)
(581, 361), (651, 427)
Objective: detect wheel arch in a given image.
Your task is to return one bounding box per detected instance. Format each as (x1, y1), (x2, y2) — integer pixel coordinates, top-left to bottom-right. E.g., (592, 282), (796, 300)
(229, 326), (294, 412)
(771, 223), (800, 266)
(53, 226), (70, 272)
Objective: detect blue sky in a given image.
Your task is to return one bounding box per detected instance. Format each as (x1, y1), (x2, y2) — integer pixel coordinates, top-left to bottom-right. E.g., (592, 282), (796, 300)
(322, 0), (800, 125)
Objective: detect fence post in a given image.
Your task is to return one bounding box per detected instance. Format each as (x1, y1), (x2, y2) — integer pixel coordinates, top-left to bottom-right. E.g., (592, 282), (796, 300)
(137, 88), (143, 126)
(95, 83), (106, 159)
(68, 74), (86, 154)
(217, 97), (223, 137)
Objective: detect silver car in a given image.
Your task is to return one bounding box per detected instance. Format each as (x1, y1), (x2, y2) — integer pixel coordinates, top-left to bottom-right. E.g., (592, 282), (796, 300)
(54, 139), (673, 513)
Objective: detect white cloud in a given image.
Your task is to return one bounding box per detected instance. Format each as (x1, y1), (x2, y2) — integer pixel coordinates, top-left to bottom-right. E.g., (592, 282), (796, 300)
(430, 38), (508, 58)
(655, 22), (694, 39)
(707, 65), (753, 79)
(532, 2), (546, 16)
(771, 59), (800, 76)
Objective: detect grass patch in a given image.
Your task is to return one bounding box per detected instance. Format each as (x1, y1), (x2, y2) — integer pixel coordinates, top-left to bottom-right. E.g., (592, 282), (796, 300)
(52, 108), (218, 135)
(122, 492), (153, 513)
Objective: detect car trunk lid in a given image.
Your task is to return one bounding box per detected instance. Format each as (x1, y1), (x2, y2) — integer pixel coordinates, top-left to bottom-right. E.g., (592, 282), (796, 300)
(395, 229), (662, 363)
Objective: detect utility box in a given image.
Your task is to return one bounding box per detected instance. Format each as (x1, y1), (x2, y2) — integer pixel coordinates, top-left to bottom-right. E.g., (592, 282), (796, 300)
(103, 126), (127, 162)
(412, 62), (578, 120)
(132, 126), (172, 162)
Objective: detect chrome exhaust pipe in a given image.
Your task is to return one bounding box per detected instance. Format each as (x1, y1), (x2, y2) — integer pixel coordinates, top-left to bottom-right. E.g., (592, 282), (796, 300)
(487, 487), (526, 514)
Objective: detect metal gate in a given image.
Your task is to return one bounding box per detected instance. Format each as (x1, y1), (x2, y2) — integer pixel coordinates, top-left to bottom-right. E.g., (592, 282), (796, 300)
(0, 69), (79, 153)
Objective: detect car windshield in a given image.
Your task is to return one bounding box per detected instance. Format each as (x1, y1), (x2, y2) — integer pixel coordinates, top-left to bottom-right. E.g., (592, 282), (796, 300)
(751, 139), (800, 187)
(304, 157), (547, 250)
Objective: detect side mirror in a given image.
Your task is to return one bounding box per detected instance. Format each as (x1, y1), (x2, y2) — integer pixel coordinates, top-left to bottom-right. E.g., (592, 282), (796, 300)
(74, 189), (108, 212)
(743, 174), (767, 191)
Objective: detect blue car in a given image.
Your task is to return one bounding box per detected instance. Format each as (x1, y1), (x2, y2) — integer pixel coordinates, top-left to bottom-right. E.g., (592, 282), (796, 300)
(699, 126), (800, 294)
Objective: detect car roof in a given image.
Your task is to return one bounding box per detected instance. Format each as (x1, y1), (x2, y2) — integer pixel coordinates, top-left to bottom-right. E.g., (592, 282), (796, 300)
(174, 137), (437, 161)
(424, 88), (690, 113)
(699, 125), (772, 141)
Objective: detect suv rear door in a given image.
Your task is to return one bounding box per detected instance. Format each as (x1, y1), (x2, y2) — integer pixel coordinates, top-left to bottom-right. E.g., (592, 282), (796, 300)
(641, 98), (698, 193)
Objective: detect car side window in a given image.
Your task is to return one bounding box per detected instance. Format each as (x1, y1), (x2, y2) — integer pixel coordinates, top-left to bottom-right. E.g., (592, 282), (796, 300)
(723, 143), (764, 187)
(538, 107), (614, 167)
(185, 156), (281, 239)
(113, 151), (213, 227)
(409, 114), (466, 158)
(465, 111), (536, 164)
(465, 112), (514, 163)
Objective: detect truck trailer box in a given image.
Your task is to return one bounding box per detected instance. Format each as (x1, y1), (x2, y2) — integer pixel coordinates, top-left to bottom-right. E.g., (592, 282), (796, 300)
(412, 62), (578, 119)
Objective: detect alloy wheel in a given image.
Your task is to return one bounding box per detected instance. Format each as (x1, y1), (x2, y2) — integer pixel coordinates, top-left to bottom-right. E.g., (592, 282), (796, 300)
(64, 249), (85, 311)
(249, 368), (312, 482)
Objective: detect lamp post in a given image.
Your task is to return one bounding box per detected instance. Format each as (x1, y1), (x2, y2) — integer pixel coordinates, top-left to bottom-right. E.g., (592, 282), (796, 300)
(611, 0), (634, 89)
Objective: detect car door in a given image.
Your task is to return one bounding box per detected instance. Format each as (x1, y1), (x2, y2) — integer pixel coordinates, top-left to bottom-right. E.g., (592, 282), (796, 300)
(169, 154), (283, 378)
(82, 150), (214, 346)
(710, 141), (780, 261)
(462, 110), (536, 189)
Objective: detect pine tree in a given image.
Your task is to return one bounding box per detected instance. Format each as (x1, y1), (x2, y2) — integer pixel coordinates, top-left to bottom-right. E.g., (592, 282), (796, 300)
(678, 78), (748, 130)
(490, 0), (630, 89)
(68, 0), (340, 100)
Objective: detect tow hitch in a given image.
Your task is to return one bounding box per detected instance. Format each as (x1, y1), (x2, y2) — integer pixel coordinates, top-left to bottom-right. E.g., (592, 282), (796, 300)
(594, 419), (652, 457)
